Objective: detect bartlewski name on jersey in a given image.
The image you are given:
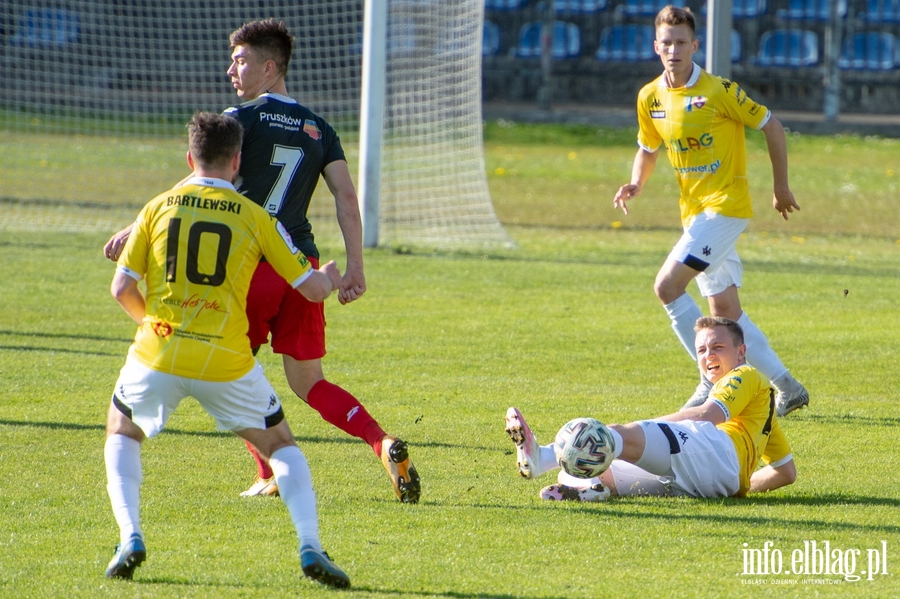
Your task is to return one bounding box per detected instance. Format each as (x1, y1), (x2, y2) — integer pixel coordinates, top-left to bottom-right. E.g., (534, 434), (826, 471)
(166, 194), (242, 214)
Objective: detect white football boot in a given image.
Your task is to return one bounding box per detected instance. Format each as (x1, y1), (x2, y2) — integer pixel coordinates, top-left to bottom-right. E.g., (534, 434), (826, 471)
(505, 407), (545, 479)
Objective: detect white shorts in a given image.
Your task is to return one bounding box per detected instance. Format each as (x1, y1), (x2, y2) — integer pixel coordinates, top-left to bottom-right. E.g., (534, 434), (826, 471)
(668, 211), (748, 297)
(112, 355), (284, 438)
(609, 420), (740, 498)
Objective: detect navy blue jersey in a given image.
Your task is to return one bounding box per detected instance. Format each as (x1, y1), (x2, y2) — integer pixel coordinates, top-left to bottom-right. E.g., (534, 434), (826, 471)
(224, 93), (346, 259)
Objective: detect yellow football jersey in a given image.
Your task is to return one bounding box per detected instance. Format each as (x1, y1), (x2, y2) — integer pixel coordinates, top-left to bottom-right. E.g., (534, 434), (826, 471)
(117, 177), (312, 382)
(712, 364), (792, 497)
(636, 63), (770, 227)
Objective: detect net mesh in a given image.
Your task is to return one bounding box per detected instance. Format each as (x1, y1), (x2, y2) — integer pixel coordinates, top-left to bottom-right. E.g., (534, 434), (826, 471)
(0, 0), (511, 247)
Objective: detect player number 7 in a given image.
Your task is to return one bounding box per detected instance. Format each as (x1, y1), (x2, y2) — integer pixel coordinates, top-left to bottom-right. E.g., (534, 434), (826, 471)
(265, 145), (305, 215)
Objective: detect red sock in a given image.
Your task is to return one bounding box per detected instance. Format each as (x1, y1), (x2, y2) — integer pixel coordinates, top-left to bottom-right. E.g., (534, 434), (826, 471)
(307, 380), (387, 456)
(244, 439), (274, 479)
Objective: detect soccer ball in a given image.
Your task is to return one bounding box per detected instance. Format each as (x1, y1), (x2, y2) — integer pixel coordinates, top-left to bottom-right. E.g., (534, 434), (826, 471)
(554, 418), (616, 479)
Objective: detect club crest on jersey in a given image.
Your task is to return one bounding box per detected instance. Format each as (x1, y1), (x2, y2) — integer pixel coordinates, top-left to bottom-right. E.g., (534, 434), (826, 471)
(151, 321), (173, 337)
(686, 96), (706, 111)
(303, 119), (321, 140)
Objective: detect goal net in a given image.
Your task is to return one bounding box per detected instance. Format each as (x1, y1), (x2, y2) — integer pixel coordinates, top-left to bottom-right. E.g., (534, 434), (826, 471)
(0, 0), (512, 248)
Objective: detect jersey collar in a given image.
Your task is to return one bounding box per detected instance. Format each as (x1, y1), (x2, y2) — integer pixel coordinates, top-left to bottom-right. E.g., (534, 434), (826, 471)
(660, 62), (702, 89)
(185, 176), (237, 191)
(259, 91), (297, 105)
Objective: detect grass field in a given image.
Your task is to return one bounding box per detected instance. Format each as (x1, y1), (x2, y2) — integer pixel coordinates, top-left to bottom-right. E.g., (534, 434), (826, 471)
(1, 123), (899, 598)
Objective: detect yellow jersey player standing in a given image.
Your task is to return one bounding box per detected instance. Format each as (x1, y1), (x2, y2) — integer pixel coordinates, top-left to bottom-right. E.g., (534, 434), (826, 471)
(103, 112), (350, 588)
(613, 5), (809, 417)
(505, 316), (797, 502)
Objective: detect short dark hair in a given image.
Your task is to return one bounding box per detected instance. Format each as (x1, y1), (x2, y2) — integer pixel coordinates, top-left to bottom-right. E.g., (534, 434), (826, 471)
(230, 19), (294, 77)
(186, 112), (243, 168)
(695, 316), (744, 346)
(655, 5), (696, 36)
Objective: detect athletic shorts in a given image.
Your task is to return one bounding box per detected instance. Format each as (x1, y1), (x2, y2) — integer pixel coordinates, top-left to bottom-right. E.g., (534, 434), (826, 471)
(667, 212), (748, 297)
(246, 257), (326, 361)
(112, 355), (285, 438)
(609, 420), (740, 498)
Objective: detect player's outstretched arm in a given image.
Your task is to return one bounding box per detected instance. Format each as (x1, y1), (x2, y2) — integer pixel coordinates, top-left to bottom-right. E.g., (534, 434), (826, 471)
(655, 399), (727, 425)
(761, 117), (801, 221)
(104, 223), (135, 262)
(111, 270), (146, 324)
(324, 160), (366, 305)
(749, 459), (797, 493)
(613, 148), (658, 215)
(296, 260), (343, 303)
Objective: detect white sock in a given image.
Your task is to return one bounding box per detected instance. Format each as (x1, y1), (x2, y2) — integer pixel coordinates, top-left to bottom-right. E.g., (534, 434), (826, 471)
(664, 294), (703, 360)
(608, 428), (624, 459)
(633, 421), (674, 476)
(105, 434), (143, 545)
(737, 311), (788, 382)
(270, 445), (321, 552)
(538, 444), (559, 475)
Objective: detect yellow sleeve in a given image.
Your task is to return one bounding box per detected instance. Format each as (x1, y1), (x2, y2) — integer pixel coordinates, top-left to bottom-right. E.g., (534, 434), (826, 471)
(636, 85), (663, 152)
(715, 78), (770, 131)
(257, 211), (312, 287)
(117, 205), (152, 277)
(710, 367), (755, 420)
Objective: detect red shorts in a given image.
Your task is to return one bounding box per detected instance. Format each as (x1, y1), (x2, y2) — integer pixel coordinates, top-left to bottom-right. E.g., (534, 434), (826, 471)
(246, 258), (326, 361)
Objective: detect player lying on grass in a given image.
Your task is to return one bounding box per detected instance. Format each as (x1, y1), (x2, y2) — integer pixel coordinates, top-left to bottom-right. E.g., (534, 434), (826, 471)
(505, 316), (797, 501)
(103, 112), (349, 587)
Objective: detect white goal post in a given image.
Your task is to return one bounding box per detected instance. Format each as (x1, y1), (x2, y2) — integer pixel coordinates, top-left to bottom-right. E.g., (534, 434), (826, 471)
(0, 0), (513, 249)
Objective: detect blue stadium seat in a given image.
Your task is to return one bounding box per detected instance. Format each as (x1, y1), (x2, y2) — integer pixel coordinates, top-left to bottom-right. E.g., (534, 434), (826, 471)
(776, 0), (847, 20)
(838, 32), (898, 70)
(594, 24), (656, 62)
(515, 21), (581, 59)
(483, 21), (501, 56)
(485, 0), (528, 10)
(701, 0), (767, 18)
(10, 8), (79, 47)
(694, 28), (742, 64)
(755, 29), (819, 67)
(859, 0), (900, 22)
(620, 0), (687, 17)
(553, 0), (609, 13)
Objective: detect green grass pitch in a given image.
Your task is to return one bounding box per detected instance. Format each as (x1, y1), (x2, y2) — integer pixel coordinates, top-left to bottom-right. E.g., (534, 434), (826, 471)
(0, 123), (899, 598)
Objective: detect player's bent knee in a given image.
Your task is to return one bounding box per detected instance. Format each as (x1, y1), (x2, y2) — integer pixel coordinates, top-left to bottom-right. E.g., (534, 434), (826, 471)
(106, 396), (146, 442)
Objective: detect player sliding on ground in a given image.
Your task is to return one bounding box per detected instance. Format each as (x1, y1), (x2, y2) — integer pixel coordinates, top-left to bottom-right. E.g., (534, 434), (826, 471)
(103, 113), (349, 587)
(505, 317), (797, 502)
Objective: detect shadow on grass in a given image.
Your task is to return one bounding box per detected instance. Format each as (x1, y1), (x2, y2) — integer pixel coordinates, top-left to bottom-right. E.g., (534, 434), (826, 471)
(0, 344), (121, 357)
(453, 493), (900, 535)
(348, 587), (559, 599)
(0, 329), (132, 343)
(792, 412), (900, 427)
(117, 577), (550, 599)
(374, 242), (900, 280)
(0, 329), (132, 357)
(0, 419), (489, 451)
